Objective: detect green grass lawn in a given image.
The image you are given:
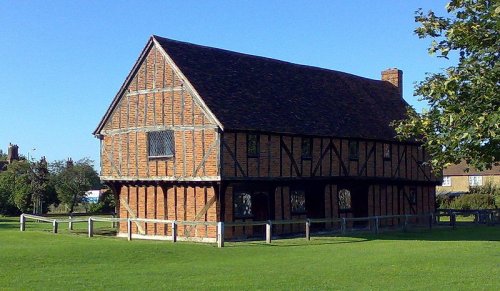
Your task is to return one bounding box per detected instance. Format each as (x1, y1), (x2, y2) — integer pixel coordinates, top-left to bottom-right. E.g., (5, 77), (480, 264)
(0, 217), (499, 290)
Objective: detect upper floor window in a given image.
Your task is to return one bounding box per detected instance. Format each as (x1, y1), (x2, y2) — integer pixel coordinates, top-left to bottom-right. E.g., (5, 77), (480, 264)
(442, 176), (452, 187)
(247, 134), (260, 157)
(469, 176), (483, 187)
(290, 190), (306, 214)
(338, 189), (352, 210)
(383, 143), (391, 160)
(348, 141), (359, 160)
(148, 130), (174, 158)
(301, 137), (312, 159)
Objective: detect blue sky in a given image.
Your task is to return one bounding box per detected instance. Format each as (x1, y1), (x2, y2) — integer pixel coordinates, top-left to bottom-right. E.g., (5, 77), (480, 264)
(0, 0), (452, 168)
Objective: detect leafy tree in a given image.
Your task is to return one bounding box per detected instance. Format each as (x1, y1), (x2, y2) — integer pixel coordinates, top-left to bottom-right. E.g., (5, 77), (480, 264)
(52, 158), (100, 213)
(0, 160), (32, 213)
(394, 0), (499, 172)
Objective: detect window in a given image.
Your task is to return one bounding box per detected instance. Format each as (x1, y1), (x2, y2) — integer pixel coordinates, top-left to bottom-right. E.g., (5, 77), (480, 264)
(383, 143), (391, 160)
(247, 134), (259, 157)
(148, 130), (174, 158)
(233, 192), (252, 218)
(290, 190), (306, 214)
(442, 176), (452, 187)
(348, 141), (359, 160)
(469, 176), (483, 187)
(409, 188), (417, 205)
(301, 138), (312, 159)
(338, 189), (352, 210)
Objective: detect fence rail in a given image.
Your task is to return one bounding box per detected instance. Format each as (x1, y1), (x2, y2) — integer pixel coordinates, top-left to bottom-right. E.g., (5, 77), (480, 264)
(20, 209), (499, 248)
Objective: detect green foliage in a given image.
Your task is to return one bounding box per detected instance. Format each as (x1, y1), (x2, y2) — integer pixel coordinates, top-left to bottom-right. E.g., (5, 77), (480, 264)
(448, 193), (496, 210)
(52, 158), (100, 212)
(0, 160), (33, 213)
(88, 189), (116, 213)
(394, 0), (500, 172)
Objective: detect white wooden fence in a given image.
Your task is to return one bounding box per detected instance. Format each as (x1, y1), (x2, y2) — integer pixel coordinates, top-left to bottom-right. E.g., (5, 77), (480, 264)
(24, 211), (498, 248)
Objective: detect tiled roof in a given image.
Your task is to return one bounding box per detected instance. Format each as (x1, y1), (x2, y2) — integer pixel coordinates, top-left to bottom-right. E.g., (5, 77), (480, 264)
(154, 36), (409, 140)
(444, 161), (500, 176)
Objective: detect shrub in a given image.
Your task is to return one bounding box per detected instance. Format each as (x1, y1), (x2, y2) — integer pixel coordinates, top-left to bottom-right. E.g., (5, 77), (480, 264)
(449, 193), (496, 210)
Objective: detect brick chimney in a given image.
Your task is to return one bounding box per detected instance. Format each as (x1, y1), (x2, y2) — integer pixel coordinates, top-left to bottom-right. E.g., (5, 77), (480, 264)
(381, 68), (403, 97)
(7, 143), (19, 164)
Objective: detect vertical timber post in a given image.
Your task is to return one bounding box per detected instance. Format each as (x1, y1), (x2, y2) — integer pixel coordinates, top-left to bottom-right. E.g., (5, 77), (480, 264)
(217, 222), (224, 248)
(305, 219), (311, 241)
(451, 213), (456, 229)
(266, 221), (272, 244)
(341, 218), (346, 235)
(403, 215), (408, 232)
(52, 220), (58, 234)
(68, 215), (73, 231)
(429, 213), (433, 230)
(171, 221), (177, 243)
(112, 213), (117, 229)
(375, 217), (379, 235)
(20, 214), (25, 232)
(127, 219), (132, 241)
(88, 217), (93, 238)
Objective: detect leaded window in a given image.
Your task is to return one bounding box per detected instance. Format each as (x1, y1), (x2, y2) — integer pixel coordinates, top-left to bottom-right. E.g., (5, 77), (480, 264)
(338, 189), (352, 210)
(234, 192), (252, 218)
(148, 130), (174, 158)
(348, 141), (359, 160)
(247, 134), (259, 157)
(290, 190), (306, 214)
(301, 138), (312, 159)
(383, 143), (391, 160)
(409, 187), (417, 205)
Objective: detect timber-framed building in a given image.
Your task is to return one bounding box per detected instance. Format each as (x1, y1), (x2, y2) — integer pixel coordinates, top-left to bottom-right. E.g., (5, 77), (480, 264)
(94, 36), (440, 241)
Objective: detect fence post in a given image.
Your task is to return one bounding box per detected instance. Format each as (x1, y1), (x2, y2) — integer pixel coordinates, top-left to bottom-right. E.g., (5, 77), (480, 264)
(305, 219), (311, 241)
(375, 217), (379, 235)
(451, 213), (456, 229)
(171, 221), (177, 243)
(341, 218), (346, 235)
(403, 215), (408, 232)
(127, 219), (132, 241)
(266, 221), (272, 244)
(88, 217), (93, 238)
(429, 213), (433, 230)
(217, 222), (224, 248)
(20, 214), (25, 232)
(68, 215), (73, 231)
(52, 220), (58, 234)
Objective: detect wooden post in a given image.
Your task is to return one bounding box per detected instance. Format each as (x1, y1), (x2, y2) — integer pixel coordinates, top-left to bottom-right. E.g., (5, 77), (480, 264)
(171, 221), (177, 243)
(403, 215), (408, 232)
(266, 221), (272, 244)
(375, 217), (379, 235)
(429, 213), (433, 230)
(52, 220), (58, 234)
(88, 217), (93, 238)
(341, 218), (346, 235)
(68, 216), (73, 231)
(112, 213), (117, 228)
(127, 219), (132, 241)
(451, 213), (456, 229)
(305, 219), (311, 241)
(20, 214), (25, 232)
(217, 222), (224, 248)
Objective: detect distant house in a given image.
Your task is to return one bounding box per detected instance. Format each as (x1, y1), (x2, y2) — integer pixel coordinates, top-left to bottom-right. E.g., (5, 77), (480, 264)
(437, 161), (500, 195)
(94, 36), (440, 241)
